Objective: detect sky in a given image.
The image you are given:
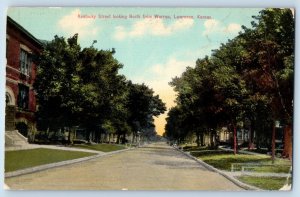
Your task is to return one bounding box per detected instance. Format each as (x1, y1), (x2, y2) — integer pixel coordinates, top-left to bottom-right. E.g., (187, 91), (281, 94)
(7, 7), (263, 135)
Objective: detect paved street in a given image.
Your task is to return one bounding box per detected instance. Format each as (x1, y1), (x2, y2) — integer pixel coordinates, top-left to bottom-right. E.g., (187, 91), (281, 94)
(5, 142), (243, 190)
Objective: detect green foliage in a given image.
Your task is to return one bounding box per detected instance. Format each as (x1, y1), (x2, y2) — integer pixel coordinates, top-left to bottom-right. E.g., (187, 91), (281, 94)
(182, 145), (209, 151)
(102, 120), (116, 134)
(164, 8), (294, 148)
(34, 34), (166, 143)
(240, 8), (294, 122)
(237, 176), (291, 190)
(127, 82), (166, 135)
(193, 151), (291, 173)
(197, 153), (269, 171)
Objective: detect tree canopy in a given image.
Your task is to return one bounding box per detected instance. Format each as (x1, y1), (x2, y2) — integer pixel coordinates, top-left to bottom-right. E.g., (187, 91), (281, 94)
(34, 34), (166, 143)
(164, 8), (294, 150)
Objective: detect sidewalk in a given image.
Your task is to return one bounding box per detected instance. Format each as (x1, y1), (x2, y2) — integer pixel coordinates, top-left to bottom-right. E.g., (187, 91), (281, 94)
(227, 171), (290, 178)
(219, 146), (269, 156)
(5, 143), (104, 154)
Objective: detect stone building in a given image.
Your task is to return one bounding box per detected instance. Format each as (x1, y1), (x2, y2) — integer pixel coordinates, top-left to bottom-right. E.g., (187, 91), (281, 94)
(5, 16), (42, 139)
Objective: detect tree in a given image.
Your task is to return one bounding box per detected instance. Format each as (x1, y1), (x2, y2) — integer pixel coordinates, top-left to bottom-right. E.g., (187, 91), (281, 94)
(164, 9), (294, 156)
(167, 57), (222, 147)
(78, 46), (127, 142)
(35, 34), (130, 143)
(127, 82), (166, 142)
(35, 35), (166, 144)
(34, 34), (82, 133)
(240, 8), (294, 158)
(165, 107), (185, 143)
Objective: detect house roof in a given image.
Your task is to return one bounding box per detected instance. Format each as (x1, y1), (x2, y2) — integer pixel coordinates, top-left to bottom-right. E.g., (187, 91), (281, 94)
(7, 16), (43, 49)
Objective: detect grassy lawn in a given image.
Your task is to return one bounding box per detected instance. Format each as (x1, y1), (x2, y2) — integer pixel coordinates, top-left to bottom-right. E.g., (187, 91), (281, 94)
(5, 148), (96, 172)
(190, 150), (237, 157)
(190, 150), (291, 173)
(237, 176), (291, 190)
(189, 149), (292, 190)
(72, 143), (126, 152)
(182, 145), (209, 152)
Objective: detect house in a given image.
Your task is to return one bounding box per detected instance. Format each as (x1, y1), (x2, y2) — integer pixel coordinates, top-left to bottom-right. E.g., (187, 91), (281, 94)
(5, 16), (43, 141)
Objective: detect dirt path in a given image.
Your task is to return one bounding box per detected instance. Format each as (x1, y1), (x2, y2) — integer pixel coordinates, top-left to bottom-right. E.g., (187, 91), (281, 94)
(5, 142), (243, 190)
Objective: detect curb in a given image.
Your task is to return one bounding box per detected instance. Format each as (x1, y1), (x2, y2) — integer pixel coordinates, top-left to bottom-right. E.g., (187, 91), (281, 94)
(5, 147), (134, 178)
(175, 147), (262, 191)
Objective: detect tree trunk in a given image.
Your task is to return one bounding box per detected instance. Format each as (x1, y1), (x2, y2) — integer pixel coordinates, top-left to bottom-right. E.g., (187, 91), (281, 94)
(68, 128), (71, 144)
(271, 121), (276, 164)
(248, 121), (254, 150)
(233, 125), (237, 155)
(248, 127), (252, 150)
(122, 133), (126, 144)
(116, 134), (120, 144)
(283, 124), (292, 160)
(200, 133), (204, 146)
(94, 130), (99, 143)
(131, 133), (135, 145)
(214, 130), (219, 149)
(196, 131), (200, 147)
(108, 133), (111, 143)
(210, 130), (214, 148)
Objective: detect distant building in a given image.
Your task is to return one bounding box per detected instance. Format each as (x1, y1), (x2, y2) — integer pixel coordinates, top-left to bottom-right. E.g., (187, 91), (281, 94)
(5, 16), (43, 138)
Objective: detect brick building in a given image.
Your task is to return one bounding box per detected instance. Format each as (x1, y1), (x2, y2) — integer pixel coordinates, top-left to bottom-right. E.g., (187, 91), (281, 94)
(5, 16), (42, 138)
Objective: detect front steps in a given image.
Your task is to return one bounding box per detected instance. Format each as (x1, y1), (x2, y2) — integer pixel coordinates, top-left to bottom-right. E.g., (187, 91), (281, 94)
(5, 130), (28, 148)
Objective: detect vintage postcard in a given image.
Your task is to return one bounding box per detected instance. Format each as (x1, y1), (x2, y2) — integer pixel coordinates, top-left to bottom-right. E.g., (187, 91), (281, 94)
(4, 7), (294, 190)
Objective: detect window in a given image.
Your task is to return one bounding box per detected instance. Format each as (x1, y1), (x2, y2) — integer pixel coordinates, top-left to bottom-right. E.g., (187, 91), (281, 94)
(20, 49), (32, 75)
(18, 84), (29, 109)
(6, 92), (11, 105)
